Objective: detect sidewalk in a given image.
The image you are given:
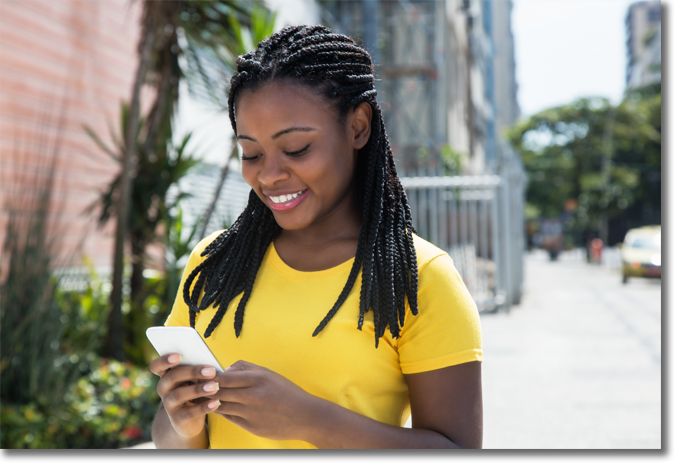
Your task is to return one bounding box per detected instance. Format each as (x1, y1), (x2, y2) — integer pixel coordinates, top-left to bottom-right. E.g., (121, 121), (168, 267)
(480, 249), (661, 448)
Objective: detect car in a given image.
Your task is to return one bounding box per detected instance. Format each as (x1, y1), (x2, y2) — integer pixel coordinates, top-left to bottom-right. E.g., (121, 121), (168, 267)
(620, 225), (661, 284)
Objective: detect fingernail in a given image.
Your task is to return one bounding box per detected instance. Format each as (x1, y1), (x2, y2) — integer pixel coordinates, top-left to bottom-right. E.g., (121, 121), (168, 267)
(201, 367), (215, 377)
(203, 382), (219, 393)
(168, 354), (181, 364)
(208, 400), (220, 409)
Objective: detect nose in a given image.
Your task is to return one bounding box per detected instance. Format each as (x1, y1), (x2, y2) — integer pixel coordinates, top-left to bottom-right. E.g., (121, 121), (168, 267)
(258, 152), (290, 188)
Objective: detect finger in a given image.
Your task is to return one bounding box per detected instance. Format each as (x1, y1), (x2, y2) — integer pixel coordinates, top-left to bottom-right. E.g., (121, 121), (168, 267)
(213, 370), (261, 389)
(188, 396), (211, 406)
(150, 353), (182, 377)
(164, 380), (220, 411)
(171, 398), (222, 425)
(208, 386), (256, 404)
(214, 400), (248, 417)
(157, 364), (218, 399)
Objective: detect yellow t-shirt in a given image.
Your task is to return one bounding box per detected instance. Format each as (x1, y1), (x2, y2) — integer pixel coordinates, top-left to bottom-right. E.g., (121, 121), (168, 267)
(165, 230), (483, 449)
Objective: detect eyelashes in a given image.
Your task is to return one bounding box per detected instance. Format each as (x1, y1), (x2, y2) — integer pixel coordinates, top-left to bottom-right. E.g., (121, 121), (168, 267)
(284, 143), (311, 157)
(241, 143), (311, 161)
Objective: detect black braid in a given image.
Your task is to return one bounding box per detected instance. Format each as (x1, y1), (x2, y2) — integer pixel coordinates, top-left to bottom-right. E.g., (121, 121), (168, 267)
(184, 25), (418, 345)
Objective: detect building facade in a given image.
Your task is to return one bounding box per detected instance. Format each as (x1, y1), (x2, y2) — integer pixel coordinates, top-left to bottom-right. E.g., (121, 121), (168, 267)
(491, 0), (519, 139)
(625, 0), (662, 90)
(0, 0), (141, 271)
(317, 0), (520, 177)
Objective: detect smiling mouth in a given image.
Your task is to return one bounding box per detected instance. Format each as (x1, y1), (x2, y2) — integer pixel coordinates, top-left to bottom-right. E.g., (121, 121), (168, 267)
(268, 190), (307, 204)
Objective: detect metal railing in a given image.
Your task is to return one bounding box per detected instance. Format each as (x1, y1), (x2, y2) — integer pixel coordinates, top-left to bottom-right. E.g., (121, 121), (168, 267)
(402, 171), (524, 313)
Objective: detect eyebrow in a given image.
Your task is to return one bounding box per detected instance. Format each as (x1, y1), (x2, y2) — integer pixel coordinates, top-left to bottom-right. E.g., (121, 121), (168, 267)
(237, 126), (317, 142)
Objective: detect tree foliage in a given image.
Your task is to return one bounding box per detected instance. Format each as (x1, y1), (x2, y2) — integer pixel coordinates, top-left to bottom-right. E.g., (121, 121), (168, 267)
(86, 1), (274, 360)
(505, 83), (661, 243)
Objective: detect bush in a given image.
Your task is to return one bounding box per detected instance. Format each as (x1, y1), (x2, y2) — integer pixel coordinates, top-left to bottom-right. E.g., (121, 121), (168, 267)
(1, 359), (160, 449)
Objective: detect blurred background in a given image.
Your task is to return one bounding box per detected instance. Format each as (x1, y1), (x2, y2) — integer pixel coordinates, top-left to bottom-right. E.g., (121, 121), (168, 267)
(0, 0), (661, 449)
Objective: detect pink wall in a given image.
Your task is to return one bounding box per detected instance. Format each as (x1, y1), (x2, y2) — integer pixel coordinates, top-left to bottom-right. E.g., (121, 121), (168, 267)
(1, 0), (142, 269)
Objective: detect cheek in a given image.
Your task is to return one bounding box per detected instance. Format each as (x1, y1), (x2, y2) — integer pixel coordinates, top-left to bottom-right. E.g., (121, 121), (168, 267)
(241, 165), (257, 188)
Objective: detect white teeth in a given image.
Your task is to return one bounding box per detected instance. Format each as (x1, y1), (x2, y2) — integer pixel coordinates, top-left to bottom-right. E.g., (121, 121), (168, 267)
(270, 190), (305, 204)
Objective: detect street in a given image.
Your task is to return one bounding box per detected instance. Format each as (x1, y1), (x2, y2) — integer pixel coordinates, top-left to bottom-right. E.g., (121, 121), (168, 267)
(480, 248), (662, 449)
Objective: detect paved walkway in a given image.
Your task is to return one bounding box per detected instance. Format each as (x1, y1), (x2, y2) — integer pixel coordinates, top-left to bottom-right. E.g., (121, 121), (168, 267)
(480, 249), (661, 448)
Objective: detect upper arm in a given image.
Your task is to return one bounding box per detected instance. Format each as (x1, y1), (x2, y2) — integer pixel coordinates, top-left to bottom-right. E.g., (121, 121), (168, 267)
(398, 248), (483, 448)
(404, 361), (483, 449)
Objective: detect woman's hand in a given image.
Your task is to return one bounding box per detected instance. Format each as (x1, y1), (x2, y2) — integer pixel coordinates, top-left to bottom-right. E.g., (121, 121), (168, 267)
(150, 353), (222, 441)
(199, 359), (482, 449)
(210, 360), (318, 441)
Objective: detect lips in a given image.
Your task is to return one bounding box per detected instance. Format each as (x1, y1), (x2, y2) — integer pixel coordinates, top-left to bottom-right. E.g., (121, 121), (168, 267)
(265, 189), (309, 211)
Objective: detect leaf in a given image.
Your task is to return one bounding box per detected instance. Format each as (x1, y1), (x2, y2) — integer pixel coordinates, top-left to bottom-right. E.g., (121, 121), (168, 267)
(83, 125), (119, 162)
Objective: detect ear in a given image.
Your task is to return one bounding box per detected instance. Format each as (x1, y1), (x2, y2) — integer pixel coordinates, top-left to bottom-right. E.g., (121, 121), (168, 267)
(349, 102), (373, 150)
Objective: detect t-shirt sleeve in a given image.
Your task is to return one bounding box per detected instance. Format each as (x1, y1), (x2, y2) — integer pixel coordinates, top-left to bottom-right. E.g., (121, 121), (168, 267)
(164, 230), (224, 328)
(397, 253), (483, 374)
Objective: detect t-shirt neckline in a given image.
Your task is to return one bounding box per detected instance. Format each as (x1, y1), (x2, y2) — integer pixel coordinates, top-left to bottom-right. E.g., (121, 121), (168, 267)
(267, 241), (356, 280)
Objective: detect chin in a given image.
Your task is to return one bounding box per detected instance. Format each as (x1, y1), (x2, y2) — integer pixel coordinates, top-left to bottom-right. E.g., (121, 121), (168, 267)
(270, 212), (311, 231)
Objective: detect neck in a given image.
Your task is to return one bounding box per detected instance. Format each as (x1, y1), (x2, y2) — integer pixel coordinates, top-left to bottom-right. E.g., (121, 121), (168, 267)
(273, 188), (363, 272)
(277, 191), (362, 248)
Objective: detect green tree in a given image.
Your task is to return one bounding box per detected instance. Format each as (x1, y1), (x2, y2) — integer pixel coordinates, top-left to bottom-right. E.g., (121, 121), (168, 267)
(100, 1), (273, 360)
(86, 103), (200, 362)
(505, 86), (660, 246)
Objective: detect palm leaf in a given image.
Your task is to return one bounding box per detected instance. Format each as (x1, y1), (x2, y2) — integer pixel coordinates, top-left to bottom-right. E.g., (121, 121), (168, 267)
(83, 125), (119, 162)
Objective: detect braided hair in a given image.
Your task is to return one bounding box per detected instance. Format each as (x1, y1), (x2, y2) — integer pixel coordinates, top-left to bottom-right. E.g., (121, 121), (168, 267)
(182, 25), (419, 347)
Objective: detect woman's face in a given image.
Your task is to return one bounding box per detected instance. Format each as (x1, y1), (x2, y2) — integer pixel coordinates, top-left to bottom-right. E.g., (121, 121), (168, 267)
(235, 81), (371, 234)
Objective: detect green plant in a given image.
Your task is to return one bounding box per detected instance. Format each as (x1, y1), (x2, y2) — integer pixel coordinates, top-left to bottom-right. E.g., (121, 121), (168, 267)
(97, 0), (273, 361)
(1, 359), (160, 449)
(163, 206), (203, 315)
(54, 257), (111, 356)
(440, 144), (467, 175)
(0, 131), (105, 410)
(86, 103), (201, 362)
(115, 206), (204, 366)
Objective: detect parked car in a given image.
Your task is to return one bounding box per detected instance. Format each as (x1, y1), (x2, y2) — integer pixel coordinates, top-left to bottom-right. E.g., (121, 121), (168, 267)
(620, 225), (661, 284)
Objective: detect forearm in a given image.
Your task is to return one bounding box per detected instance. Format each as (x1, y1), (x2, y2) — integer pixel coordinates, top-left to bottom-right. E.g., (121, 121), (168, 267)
(300, 396), (472, 449)
(152, 403), (210, 449)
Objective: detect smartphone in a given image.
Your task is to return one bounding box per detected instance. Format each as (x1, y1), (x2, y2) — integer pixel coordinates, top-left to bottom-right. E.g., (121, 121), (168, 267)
(146, 326), (225, 373)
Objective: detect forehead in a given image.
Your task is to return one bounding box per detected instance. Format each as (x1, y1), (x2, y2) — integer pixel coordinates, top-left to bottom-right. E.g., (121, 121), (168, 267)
(234, 81), (338, 136)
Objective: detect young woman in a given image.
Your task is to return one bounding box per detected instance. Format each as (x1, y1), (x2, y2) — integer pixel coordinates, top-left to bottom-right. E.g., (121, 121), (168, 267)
(150, 25), (483, 449)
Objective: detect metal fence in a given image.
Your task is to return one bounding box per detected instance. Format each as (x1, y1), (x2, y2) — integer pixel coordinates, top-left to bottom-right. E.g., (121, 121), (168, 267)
(401, 175), (522, 312)
(402, 171), (525, 313)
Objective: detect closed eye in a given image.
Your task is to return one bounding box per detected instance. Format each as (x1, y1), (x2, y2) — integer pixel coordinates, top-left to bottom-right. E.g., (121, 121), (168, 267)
(284, 144), (311, 157)
(240, 153), (261, 161)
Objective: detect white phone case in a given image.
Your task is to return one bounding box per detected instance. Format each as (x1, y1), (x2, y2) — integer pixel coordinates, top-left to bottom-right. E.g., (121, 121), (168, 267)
(146, 326), (225, 373)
